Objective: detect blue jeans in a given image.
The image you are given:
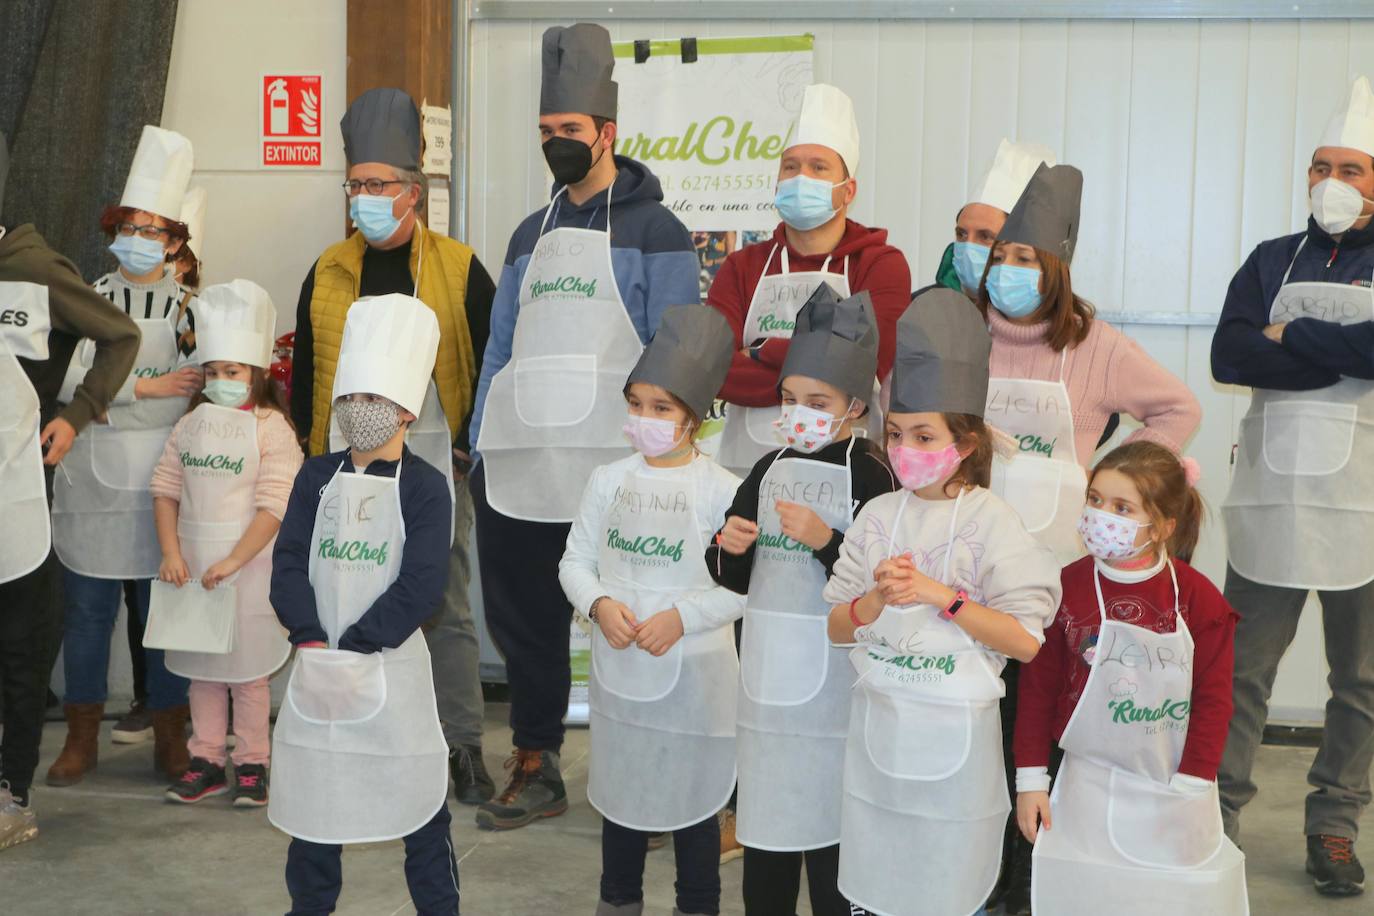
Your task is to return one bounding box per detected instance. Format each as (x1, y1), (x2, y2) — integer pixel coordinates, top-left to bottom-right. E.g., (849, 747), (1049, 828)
(60, 569), (187, 710)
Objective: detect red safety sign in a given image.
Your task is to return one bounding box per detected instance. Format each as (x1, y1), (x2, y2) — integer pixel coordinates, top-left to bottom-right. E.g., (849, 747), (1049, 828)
(261, 74), (322, 167)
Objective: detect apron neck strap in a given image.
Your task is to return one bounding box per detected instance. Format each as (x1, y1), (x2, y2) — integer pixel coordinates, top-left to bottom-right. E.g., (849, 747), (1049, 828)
(1279, 235), (1309, 288)
(1058, 347), (1069, 382)
(778, 244), (837, 278)
(884, 485), (964, 578)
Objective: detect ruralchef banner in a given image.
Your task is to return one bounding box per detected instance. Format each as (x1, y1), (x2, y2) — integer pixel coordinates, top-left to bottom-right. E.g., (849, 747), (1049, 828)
(611, 35), (814, 234)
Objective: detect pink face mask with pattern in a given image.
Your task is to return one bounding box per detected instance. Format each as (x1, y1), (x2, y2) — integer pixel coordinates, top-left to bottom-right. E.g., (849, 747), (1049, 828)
(887, 443), (963, 492)
(1077, 506), (1151, 560)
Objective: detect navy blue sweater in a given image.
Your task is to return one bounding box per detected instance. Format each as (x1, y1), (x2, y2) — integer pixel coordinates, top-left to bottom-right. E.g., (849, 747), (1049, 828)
(270, 446), (451, 652)
(1212, 216), (1374, 390)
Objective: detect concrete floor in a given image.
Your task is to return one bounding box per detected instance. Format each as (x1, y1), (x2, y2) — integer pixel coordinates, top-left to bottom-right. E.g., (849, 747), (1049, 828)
(1, 704), (1370, 915)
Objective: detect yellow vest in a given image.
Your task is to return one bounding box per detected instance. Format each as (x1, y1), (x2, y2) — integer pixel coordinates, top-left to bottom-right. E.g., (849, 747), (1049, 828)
(307, 220), (476, 456)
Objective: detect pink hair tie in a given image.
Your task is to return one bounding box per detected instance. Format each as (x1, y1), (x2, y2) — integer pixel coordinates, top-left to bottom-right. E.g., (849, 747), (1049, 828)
(1180, 456), (1202, 488)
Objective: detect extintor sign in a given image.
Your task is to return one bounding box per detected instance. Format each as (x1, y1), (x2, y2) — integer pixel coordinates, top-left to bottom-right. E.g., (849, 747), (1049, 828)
(260, 74), (322, 167)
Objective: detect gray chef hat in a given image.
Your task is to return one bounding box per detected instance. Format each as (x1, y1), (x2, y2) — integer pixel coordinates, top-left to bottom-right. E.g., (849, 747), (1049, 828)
(890, 288), (991, 417)
(779, 285), (879, 404)
(341, 88), (422, 170)
(997, 162), (1083, 264)
(540, 24), (618, 120)
(626, 305), (733, 419)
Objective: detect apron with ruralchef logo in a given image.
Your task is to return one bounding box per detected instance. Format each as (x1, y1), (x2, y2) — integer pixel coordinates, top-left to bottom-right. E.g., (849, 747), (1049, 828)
(0, 280), (53, 585)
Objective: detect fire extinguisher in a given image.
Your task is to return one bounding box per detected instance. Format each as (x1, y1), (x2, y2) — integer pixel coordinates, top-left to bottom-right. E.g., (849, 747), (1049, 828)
(271, 331), (295, 400)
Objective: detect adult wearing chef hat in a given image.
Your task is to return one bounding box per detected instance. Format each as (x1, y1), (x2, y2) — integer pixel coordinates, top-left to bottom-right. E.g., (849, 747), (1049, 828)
(48, 125), (203, 790)
(173, 186), (207, 290)
(469, 22), (700, 831)
(0, 128), (140, 852)
(708, 83), (910, 479)
(270, 294), (459, 914)
(1214, 75), (1374, 898)
(289, 86), (497, 806)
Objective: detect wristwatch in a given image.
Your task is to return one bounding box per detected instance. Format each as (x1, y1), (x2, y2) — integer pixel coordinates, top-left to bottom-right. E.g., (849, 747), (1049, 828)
(588, 595), (610, 623)
(939, 589), (969, 621)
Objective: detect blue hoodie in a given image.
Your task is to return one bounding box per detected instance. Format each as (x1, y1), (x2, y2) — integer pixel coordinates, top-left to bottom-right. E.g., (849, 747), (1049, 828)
(1212, 216), (1374, 390)
(469, 155), (699, 451)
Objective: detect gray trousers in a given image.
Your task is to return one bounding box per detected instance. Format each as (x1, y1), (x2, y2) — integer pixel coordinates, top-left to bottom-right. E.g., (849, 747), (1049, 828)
(424, 477), (485, 749)
(1218, 565), (1374, 841)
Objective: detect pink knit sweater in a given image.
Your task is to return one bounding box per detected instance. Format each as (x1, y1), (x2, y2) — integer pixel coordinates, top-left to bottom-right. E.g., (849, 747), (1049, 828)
(150, 407), (303, 520)
(986, 309), (1201, 465)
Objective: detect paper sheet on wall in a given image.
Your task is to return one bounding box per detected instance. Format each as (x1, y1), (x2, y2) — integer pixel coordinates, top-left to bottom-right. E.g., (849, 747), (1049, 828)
(421, 103), (452, 177)
(427, 186), (450, 236)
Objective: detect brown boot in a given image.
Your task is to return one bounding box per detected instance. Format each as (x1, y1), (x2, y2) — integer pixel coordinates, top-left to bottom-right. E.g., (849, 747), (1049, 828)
(45, 703), (104, 787)
(152, 705), (191, 780)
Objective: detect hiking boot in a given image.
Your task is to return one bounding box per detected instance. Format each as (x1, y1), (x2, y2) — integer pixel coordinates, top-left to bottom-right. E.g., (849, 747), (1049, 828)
(1307, 834), (1365, 896)
(152, 705), (191, 780)
(0, 784), (37, 851)
(475, 749), (567, 830)
(111, 700), (154, 744)
(232, 763), (269, 808)
(165, 758), (228, 804)
(451, 744), (495, 805)
(45, 703), (104, 787)
(718, 807), (743, 864)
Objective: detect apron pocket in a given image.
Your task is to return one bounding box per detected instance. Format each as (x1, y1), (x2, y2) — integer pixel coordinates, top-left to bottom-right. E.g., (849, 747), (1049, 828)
(1262, 400), (1357, 476)
(592, 628), (684, 702)
(90, 424), (172, 490)
(143, 579), (237, 654)
(740, 610), (829, 706)
(1107, 767), (1224, 869)
(286, 649), (387, 725)
(862, 688), (973, 781)
(991, 454), (1066, 533)
(514, 354), (597, 428)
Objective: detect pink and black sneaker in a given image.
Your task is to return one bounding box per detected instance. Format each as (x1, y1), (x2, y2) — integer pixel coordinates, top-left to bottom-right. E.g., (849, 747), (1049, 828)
(232, 764), (269, 808)
(165, 757), (228, 804)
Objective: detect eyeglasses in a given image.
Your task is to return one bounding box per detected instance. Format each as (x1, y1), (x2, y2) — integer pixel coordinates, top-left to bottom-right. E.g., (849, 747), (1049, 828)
(115, 222), (172, 241)
(341, 178), (408, 197)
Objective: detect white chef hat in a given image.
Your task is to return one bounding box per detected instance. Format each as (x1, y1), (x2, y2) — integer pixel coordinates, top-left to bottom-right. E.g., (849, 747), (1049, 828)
(787, 83), (860, 177)
(969, 139), (1058, 214)
(179, 187), (207, 257)
(120, 126), (194, 220)
(1319, 76), (1374, 159)
(192, 280), (276, 369)
(332, 294), (439, 417)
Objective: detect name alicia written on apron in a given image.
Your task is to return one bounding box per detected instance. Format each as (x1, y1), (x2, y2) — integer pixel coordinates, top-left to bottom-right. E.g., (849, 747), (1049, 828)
(736, 440), (856, 852)
(0, 279), (53, 585)
(1223, 237), (1374, 590)
(1031, 560), (1249, 915)
(839, 489), (1008, 916)
(269, 456), (448, 844)
(587, 459), (738, 833)
(476, 187), (641, 523)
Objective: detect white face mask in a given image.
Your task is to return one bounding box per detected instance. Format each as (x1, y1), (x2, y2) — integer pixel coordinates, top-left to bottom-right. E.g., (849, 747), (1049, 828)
(1077, 506), (1152, 561)
(773, 401), (855, 454)
(1310, 177), (1374, 235)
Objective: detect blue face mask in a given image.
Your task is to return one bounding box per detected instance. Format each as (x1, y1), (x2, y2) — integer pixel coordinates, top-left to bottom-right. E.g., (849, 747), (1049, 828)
(349, 189), (407, 244)
(109, 234), (167, 276)
(986, 264), (1044, 318)
(774, 174), (843, 231)
(204, 378), (250, 408)
(952, 241), (991, 293)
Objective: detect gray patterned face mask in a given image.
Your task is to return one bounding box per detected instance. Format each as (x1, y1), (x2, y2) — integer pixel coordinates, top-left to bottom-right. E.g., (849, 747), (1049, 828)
(334, 397), (402, 452)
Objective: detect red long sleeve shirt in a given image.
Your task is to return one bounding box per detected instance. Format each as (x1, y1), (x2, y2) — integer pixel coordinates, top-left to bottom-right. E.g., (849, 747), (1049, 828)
(706, 220), (912, 407)
(1015, 556), (1237, 781)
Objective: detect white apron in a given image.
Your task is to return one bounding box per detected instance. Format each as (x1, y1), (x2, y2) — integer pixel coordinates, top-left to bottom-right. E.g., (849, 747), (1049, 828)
(52, 315), (185, 579)
(161, 405), (290, 682)
(330, 381), (455, 546)
(1223, 239), (1374, 590)
(476, 190), (641, 522)
(717, 246), (851, 477)
(986, 349), (1088, 565)
(587, 459), (738, 832)
(736, 441), (855, 851)
(838, 490), (1009, 916)
(269, 457), (448, 844)
(0, 280), (53, 585)
(1031, 561), (1249, 915)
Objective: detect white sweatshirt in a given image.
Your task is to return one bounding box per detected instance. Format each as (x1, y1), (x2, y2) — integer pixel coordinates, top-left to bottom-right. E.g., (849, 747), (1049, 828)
(560, 452), (746, 635)
(822, 486), (1062, 671)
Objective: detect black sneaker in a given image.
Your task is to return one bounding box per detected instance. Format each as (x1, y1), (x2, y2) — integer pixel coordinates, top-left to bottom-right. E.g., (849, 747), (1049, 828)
(475, 749), (567, 830)
(165, 757), (228, 804)
(111, 701), (153, 745)
(1307, 834), (1365, 896)
(232, 763), (269, 808)
(450, 744), (495, 805)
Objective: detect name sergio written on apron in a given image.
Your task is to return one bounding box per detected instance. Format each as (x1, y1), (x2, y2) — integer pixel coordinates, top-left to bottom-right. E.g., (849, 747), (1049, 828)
(1097, 627), (1192, 736)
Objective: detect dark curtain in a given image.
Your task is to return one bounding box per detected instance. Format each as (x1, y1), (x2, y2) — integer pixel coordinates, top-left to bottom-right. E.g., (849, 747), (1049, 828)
(0, 0), (178, 279)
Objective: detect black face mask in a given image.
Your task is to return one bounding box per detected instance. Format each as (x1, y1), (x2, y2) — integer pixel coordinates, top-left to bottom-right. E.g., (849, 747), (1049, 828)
(542, 135), (606, 186)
